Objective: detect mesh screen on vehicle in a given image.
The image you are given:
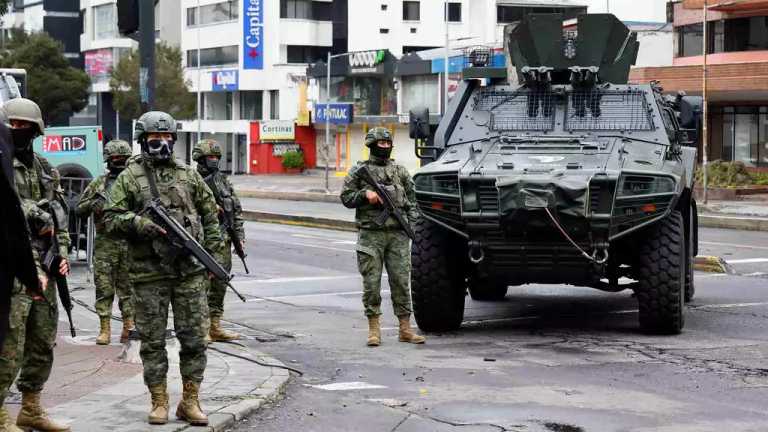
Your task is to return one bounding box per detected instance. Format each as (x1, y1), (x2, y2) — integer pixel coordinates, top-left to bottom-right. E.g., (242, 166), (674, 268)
(473, 88), (653, 132)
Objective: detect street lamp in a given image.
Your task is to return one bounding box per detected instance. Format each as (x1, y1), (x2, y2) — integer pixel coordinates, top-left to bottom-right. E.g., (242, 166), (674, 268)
(196, 0), (202, 143)
(702, 0), (710, 204)
(324, 51), (355, 194)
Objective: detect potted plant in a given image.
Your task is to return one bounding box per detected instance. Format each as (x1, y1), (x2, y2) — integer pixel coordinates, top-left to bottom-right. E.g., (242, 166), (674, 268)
(281, 150), (305, 174)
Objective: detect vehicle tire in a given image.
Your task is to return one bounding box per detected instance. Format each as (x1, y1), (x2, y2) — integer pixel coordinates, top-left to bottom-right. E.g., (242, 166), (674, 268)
(468, 277), (508, 301)
(684, 202), (696, 303)
(411, 217), (466, 332)
(635, 211), (685, 334)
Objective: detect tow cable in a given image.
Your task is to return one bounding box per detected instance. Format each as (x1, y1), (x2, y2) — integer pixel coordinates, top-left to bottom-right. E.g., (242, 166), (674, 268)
(544, 208), (609, 265)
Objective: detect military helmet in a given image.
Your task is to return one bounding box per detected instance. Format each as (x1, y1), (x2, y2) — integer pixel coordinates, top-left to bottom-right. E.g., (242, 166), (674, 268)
(134, 111), (178, 141)
(4, 98), (44, 135)
(365, 127), (392, 147)
(192, 139), (222, 161)
(103, 140), (132, 162)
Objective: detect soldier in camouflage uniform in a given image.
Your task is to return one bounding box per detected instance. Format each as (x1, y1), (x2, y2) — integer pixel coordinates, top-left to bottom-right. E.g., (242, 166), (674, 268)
(340, 127), (425, 347)
(0, 98), (71, 432)
(192, 139), (244, 342)
(76, 140), (135, 345)
(103, 112), (222, 426)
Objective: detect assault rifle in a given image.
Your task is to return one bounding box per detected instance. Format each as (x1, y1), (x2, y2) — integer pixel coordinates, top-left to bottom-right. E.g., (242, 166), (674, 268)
(140, 199), (246, 302)
(41, 200), (76, 337)
(203, 175), (249, 274)
(355, 165), (415, 240)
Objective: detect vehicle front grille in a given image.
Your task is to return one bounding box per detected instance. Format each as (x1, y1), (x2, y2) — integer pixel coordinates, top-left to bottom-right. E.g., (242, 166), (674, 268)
(477, 184), (499, 213)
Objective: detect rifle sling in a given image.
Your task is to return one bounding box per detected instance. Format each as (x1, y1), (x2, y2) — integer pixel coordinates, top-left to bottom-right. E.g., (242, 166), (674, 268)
(142, 162), (162, 200)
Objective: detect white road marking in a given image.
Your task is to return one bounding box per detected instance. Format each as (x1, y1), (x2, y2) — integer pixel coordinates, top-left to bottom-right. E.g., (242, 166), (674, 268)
(725, 258), (768, 264)
(701, 241), (768, 251)
(258, 238), (354, 253)
(245, 290), (391, 303)
(309, 382), (387, 391)
(690, 302), (768, 310)
(292, 233), (354, 244)
(239, 275), (358, 285)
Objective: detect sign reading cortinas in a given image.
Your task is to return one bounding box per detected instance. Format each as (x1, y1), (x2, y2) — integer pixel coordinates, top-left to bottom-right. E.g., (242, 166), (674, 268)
(259, 120), (295, 141)
(349, 50), (386, 74)
(243, 0), (264, 70)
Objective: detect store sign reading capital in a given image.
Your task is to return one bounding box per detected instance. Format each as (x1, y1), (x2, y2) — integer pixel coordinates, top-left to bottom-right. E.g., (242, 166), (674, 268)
(243, 0), (264, 70)
(349, 50), (385, 74)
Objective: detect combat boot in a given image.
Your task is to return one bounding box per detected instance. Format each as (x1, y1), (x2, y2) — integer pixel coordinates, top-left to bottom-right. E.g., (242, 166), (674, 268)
(95, 317), (111, 345)
(0, 406), (23, 432)
(367, 316), (381, 347)
(120, 318), (135, 344)
(398, 315), (425, 344)
(209, 317), (240, 342)
(176, 381), (208, 426)
(15, 392), (70, 431)
(147, 383), (169, 425)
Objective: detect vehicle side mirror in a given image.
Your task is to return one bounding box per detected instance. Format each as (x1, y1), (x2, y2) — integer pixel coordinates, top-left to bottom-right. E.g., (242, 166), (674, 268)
(409, 108), (430, 140)
(677, 95), (702, 130)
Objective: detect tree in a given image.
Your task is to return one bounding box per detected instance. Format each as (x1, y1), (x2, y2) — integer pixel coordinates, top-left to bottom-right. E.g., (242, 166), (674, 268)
(110, 43), (196, 121)
(0, 31), (90, 126)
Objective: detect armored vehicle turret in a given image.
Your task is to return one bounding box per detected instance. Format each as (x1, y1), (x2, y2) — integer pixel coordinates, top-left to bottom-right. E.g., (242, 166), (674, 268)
(408, 14), (700, 334)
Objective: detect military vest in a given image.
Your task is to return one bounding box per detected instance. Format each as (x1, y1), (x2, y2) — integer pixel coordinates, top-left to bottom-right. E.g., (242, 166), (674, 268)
(353, 159), (408, 230)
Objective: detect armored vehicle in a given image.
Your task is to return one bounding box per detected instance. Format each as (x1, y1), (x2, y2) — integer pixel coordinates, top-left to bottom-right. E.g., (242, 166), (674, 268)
(408, 14), (700, 334)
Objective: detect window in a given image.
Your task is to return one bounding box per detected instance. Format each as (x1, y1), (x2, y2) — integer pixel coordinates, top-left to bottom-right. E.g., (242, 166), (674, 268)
(678, 23), (703, 57)
(403, 1), (419, 21)
(204, 92), (232, 120)
(187, 46), (238, 67)
(281, 0), (311, 19)
(287, 45), (331, 64)
(269, 90), (280, 119)
(380, 28), (389, 34)
(401, 75), (439, 114)
(240, 91), (263, 120)
(446, 2), (461, 22)
(497, 5), (585, 24)
(381, 4), (388, 10)
(93, 4), (117, 40)
(187, 1), (239, 26)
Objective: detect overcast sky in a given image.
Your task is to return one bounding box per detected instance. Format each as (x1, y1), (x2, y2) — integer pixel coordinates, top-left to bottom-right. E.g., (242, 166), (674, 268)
(582, 0), (669, 23)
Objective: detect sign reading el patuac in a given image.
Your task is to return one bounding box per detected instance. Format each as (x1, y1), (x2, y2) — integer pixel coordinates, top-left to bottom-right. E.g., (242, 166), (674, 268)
(315, 103), (353, 125)
(243, 0), (264, 70)
(348, 50), (386, 74)
(212, 70), (238, 91)
(260, 120), (295, 141)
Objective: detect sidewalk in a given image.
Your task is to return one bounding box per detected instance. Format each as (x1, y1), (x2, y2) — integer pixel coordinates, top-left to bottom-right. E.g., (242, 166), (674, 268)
(2, 267), (290, 432)
(232, 173), (768, 232)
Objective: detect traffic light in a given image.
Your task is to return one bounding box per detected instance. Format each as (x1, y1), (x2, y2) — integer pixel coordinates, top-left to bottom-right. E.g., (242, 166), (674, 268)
(117, 0), (139, 36)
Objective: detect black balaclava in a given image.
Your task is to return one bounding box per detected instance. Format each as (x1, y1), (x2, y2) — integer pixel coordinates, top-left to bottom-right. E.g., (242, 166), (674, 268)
(11, 127), (37, 166)
(197, 156), (220, 176)
(370, 143), (392, 160)
(108, 157), (128, 176)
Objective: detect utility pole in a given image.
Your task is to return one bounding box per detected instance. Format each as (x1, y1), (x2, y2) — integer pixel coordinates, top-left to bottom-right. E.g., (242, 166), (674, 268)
(702, 0), (709, 204)
(444, 0), (449, 114)
(139, 0), (155, 113)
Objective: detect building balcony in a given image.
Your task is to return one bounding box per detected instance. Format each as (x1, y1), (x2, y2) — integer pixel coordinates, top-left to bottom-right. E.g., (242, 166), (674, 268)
(279, 19), (332, 47)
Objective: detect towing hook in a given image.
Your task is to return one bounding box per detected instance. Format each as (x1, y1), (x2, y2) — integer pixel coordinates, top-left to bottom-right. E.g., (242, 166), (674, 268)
(592, 248), (609, 265)
(468, 241), (485, 264)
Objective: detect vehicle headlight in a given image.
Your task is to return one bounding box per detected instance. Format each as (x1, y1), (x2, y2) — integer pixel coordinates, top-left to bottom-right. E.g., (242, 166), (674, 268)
(617, 175), (675, 197)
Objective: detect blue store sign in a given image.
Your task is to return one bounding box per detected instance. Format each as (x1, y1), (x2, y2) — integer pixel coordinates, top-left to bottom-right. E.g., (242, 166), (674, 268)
(315, 103), (354, 125)
(243, 0), (264, 70)
(211, 70), (238, 91)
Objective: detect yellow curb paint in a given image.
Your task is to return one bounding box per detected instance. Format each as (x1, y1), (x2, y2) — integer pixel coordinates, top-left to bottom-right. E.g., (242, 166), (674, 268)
(693, 256), (728, 274)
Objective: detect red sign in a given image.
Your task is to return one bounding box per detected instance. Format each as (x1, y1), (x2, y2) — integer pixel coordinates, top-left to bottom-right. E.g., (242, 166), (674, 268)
(43, 135), (87, 152)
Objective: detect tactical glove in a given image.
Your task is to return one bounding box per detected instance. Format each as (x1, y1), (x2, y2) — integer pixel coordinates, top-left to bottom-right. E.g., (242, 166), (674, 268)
(134, 215), (167, 238)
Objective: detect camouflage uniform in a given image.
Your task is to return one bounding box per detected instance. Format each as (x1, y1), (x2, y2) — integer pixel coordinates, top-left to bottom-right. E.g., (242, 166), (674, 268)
(192, 140), (244, 332)
(103, 112), (220, 426)
(341, 127), (424, 346)
(0, 98), (71, 432)
(76, 140), (135, 344)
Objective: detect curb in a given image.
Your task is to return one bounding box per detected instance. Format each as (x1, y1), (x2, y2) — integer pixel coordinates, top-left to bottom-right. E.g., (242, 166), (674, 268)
(242, 210), (357, 232)
(237, 189), (341, 204)
(196, 357), (291, 432)
(699, 214), (768, 232)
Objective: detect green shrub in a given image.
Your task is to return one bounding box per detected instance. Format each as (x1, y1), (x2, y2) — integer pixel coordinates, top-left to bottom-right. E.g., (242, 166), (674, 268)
(695, 160), (753, 188)
(281, 150), (304, 169)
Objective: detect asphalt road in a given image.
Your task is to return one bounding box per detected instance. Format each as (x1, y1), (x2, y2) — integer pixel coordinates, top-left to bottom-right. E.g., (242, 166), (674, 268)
(220, 222), (768, 432)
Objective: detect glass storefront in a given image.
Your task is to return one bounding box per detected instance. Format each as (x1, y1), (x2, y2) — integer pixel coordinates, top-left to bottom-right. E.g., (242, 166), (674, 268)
(715, 106), (768, 167)
(678, 16), (768, 57)
(319, 77), (397, 116)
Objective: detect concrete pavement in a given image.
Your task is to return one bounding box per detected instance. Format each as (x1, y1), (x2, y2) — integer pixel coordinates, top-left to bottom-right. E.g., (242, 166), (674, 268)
(2, 266), (292, 432)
